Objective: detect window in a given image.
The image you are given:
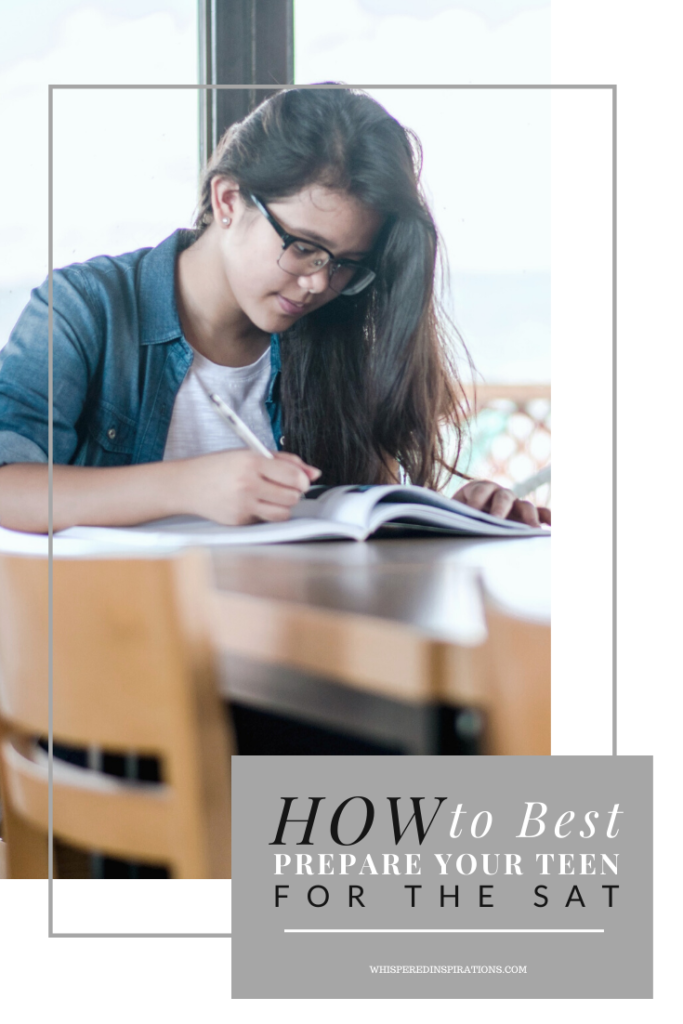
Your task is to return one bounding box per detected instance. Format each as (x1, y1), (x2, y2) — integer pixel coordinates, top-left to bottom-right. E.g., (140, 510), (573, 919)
(0, 0), (198, 350)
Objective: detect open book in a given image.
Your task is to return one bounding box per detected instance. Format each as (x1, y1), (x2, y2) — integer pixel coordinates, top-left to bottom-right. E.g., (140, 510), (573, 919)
(54, 484), (550, 549)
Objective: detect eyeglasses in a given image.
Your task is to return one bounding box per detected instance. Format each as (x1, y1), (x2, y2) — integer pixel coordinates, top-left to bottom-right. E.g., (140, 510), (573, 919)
(250, 194), (376, 296)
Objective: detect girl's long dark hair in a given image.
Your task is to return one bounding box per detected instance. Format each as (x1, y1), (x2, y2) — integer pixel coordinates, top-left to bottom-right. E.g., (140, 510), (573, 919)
(194, 86), (471, 489)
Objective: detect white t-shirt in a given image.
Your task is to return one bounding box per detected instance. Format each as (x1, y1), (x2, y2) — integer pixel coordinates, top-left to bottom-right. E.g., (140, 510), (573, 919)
(163, 344), (277, 461)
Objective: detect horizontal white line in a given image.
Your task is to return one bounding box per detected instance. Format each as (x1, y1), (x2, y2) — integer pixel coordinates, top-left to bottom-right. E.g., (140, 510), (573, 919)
(284, 929), (604, 934)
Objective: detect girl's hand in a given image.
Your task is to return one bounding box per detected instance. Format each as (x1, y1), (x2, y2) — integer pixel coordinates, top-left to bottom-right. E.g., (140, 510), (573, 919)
(454, 480), (551, 527)
(178, 449), (321, 525)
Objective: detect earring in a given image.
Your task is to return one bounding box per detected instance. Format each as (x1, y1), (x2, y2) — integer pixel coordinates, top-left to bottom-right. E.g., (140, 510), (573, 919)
(222, 216), (231, 226)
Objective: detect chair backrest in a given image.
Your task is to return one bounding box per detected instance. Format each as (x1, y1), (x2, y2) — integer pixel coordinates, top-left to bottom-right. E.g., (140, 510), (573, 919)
(478, 594), (550, 756)
(0, 551), (233, 878)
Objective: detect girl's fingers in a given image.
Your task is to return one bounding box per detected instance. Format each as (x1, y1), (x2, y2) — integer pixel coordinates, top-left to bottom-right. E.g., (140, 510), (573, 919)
(260, 458), (312, 494)
(274, 451), (322, 480)
(253, 499), (295, 522)
(454, 481), (499, 508)
(455, 479), (547, 526)
(509, 499), (541, 527)
(488, 488), (518, 520)
(255, 478), (306, 507)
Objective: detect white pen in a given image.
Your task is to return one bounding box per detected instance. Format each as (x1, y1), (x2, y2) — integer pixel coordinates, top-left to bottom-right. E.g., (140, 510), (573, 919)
(196, 377), (275, 459)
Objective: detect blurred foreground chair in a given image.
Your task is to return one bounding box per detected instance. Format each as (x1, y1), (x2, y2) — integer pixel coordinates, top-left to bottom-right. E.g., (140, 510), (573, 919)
(441, 585), (550, 756)
(479, 593), (550, 755)
(434, 561), (550, 756)
(0, 552), (233, 878)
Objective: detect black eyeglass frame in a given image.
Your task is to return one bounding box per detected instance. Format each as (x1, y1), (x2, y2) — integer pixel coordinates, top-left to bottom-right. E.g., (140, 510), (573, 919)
(249, 193), (376, 296)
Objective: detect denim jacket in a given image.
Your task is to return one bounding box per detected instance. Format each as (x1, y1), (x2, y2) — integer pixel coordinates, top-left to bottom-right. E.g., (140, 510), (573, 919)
(0, 230), (283, 467)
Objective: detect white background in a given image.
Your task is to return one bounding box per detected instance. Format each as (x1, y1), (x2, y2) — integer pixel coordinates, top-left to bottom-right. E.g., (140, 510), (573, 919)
(1, 0), (680, 1019)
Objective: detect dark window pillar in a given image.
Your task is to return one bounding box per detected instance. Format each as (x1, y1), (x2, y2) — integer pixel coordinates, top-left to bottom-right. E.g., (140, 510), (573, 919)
(199, 0), (294, 166)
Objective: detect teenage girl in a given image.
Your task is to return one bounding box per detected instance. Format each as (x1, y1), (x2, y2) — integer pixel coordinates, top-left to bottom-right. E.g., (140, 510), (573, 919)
(0, 87), (549, 532)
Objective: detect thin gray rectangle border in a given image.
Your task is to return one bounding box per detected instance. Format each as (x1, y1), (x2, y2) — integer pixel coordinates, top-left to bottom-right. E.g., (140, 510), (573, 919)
(45, 81), (618, 937)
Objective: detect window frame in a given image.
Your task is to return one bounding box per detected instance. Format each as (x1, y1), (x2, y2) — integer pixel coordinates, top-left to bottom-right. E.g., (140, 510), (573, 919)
(198, 0), (294, 166)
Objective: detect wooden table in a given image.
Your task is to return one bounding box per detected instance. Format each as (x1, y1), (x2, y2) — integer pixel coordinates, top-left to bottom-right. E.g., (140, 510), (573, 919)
(208, 535), (550, 754)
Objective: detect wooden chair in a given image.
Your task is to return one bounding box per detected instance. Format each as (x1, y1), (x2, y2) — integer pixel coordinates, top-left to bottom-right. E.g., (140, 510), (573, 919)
(443, 589), (551, 756)
(0, 552), (233, 879)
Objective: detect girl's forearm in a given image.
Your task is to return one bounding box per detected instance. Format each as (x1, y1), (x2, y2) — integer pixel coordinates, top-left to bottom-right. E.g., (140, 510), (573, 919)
(0, 462), (188, 533)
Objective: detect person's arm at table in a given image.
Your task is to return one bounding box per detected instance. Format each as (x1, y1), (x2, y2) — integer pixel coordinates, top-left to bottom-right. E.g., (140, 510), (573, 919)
(0, 451), (320, 534)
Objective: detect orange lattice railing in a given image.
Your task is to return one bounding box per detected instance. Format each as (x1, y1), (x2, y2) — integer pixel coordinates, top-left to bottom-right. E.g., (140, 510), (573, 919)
(461, 384), (551, 506)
